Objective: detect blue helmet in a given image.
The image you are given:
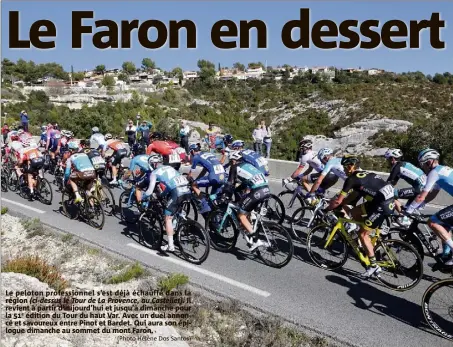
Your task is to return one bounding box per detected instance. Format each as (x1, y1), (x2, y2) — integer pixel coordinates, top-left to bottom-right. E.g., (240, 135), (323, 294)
(189, 143), (201, 152)
(68, 141), (79, 151)
(418, 148), (440, 165)
(223, 134), (233, 145)
(231, 140), (244, 150)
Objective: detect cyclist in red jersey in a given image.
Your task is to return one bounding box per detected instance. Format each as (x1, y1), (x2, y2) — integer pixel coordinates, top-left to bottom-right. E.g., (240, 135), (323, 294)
(146, 136), (182, 170)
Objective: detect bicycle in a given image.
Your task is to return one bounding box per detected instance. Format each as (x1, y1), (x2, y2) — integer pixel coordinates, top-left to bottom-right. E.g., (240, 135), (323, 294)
(278, 179), (307, 220)
(138, 196), (210, 265)
(306, 213), (424, 291)
(18, 170), (53, 205)
(422, 276), (453, 341)
(61, 180), (105, 229)
(205, 199), (294, 268)
(105, 161), (127, 184)
(91, 177), (116, 216)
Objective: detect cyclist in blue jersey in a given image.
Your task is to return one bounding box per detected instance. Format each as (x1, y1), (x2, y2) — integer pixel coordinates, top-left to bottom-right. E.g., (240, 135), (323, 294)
(406, 148), (453, 265)
(122, 153), (152, 204)
(223, 139), (269, 176)
(226, 151), (270, 251)
(64, 142), (97, 203)
(188, 143), (226, 213)
(39, 125), (47, 147)
(142, 154), (191, 252)
(46, 126), (61, 164)
(384, 148), (432, 226)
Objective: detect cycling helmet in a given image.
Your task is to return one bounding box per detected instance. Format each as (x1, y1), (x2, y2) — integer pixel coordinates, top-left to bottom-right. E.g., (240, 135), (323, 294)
(150, 132), (163, 140)
(189, 143), (201, 152)
(341, 155), (360, 167)
(148, 154), (163, 169)
(104, 133), (113, 140)
(223, 134), (234, 145)
(229, 150), (243, 161)
(317, 148), (333, 161)
(418, 148), (440, 165)
(299, 138), (313, 150)
(384, 148), (403, 160)
(231, 140), (244, 150)
(68, 142), (79, 151)
(17, 129), (24, 135)
(66, 131), (74, 139)
(61, 130), (70, 137)
(41, 125), (47, 131)
(92, 126), (99, 134)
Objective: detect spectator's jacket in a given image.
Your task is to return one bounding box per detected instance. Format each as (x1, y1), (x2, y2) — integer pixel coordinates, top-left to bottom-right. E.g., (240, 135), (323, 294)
(252, 128), (264, 143)
(20, 112), (28, 123)
(125, 125), (137, 140)
(137, 122), (152, 139)
(179, 126), (190, 137)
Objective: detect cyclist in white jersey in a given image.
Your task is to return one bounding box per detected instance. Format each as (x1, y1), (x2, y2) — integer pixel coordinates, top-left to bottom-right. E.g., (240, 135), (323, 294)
(406, 148), (453, 265)
(283, 139), (338, 193)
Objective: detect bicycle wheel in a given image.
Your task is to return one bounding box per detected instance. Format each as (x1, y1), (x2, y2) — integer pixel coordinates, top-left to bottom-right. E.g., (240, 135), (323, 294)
(374, 238), (423, 291)
(262, 194), (285, 225)
(422, 278), (453, 340)
(98, 184), (116, 216)
(306, 223), (349, 270)
(1, 168), (9, 192)
(119, 190), (141, 224)
(181, 198), (199, 222)
(290, 206), (316, 242)
(37, 177), (53, 205)
(7, 170), (19, 192)
(390, 227), (425, 261)
(205, 209), (238, 252)
(139, 211), (164, 249)
(86, 196), (105, 229)
(61, 190), (80, 220)
(176, 219), (210, 265)
(256, 221), (293, 268)
(278, 190), (304, 222)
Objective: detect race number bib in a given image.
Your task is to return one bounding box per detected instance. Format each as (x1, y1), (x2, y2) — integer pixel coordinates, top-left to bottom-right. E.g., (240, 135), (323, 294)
(91, 156), (105, 165)
(439, 166), (453, 177)
(169, 153), (181, 163)
(379, 185), (394, 200)
(213, 164), (225, 175)
(173, 175), (188, 186)
(251, 173), (266, 185)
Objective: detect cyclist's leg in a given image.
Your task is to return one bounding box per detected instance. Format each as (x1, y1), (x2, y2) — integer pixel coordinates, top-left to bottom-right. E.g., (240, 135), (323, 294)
(161, 190), (187, 252)
(238, 186), (270, 235)
(68, 172), (82, 202)
(429, 205), (453, 262)
(319, 172), (338, 195)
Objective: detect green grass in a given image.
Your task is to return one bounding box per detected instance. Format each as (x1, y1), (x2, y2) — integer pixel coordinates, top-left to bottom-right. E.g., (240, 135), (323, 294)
(1, 207), (8, 215)
(21, 218), (46, 238)
(61, 234), (73, 243)
(157, 273), (189, 292)
(105, 262), (148, 284)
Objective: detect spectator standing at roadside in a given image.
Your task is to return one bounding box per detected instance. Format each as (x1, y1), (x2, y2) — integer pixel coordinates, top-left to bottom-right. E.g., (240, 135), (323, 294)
(137, 120), (152, 146)
(179, 120), (190, 154)
(19, 110), (29, 132)
(205, 122), (218, 153)
(261, 120), (272, 159)
(125, 119), (137, 147)
(1, 123), (9, 143)
(252, 123), (264, 154)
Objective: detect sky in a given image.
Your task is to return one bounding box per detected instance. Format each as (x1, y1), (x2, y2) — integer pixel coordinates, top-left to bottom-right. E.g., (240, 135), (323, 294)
(1, 1), (452, 74)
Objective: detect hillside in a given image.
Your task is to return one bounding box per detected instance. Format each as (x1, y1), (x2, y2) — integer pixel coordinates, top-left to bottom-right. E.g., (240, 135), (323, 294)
(2, 71), (453, 169)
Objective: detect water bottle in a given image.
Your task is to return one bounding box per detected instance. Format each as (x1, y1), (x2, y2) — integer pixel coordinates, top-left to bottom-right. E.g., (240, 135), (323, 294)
(172, 217), (177, 229)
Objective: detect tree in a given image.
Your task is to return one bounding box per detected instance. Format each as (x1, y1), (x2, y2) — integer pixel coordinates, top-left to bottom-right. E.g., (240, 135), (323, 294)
(71, 72), (85, 81)
(433, 73), (447, 84)
(101, 75), (116, 89)
(95, 65), (106, 75)
(117, 72), (129, 82)
(170, 67), (183, 80)
(233, 62), (245, 72)
(248, 62), (265, 70)
(197, 59), (216, 81)
(122, 61), (136, 75)
(141, 58), (156, 72)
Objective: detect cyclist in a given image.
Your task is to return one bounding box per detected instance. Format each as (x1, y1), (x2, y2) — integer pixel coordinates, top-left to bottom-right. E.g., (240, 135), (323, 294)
(104, 133), (128, 184)
(7, 132), (23, 165)
(326, 155), (395, 277)
(219, 134), (234, 165)
(187, 143), (226, 213)
(64, 142), (97, 203)
(58, 130), (74, 156)
(146, 133), (181, 170)
(384, 148), (430, 226)
(46, 126), (62, 164)
(225, 150), (270, 251)
(122, 153), (152, 206)
(308, 148), (347, 196)
(16, 141), (44, 199)
(283, 139), (339, 194)
(39, 125), (48, 147)
(78, 144), (106, 179)
(405, 149), (453, 265)
(89, 127), (107, 155)
(225, 140), (269, 176)
(142, 154), (191, 252)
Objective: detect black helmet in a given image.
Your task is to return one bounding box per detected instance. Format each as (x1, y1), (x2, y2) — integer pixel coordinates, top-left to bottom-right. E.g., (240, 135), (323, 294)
(299, 138), (313, 150)
(150, 132), (163, 140)
(223, 134), (234, 145)
(341, 155), (360, 167)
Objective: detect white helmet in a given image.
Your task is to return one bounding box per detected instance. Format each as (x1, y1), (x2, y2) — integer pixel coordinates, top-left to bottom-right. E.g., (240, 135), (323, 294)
(229, 150), (243, 161)
(92, 127), (99, 133)
(317, 148), (333, 161)
(384, 148), (403, 159)
(104, 133), (113, 140)
(418, 148), (440, 165)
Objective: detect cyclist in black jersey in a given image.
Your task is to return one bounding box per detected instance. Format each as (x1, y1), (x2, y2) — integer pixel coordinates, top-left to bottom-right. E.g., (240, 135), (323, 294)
(326, 155), (395, 278)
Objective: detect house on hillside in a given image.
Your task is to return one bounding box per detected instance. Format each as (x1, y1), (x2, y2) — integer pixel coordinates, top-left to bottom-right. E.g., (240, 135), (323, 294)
(367, 68), (385, 75)
(183, 71), (198, 80)
(246, 67), (265, 79)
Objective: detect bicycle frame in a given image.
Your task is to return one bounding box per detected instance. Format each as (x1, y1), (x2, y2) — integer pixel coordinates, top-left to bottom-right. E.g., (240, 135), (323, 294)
(283, 181), (305, 209)
(323, 217), (397, 268)
(304, 197), (329, 229)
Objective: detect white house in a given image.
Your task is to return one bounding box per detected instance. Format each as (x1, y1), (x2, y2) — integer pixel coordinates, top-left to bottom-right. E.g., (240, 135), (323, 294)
(367, 68), (385, 75)
(246, 67), (265, 79)
(183, 71), (198, 79)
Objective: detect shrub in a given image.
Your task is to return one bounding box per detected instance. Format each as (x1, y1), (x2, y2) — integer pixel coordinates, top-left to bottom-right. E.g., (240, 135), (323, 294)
(21, 218), (46, 238)
(1, 207), (8, 215)
(2, 255), (69, 291)
(105, 262), (148, 284)
(157, 273), (189, 293)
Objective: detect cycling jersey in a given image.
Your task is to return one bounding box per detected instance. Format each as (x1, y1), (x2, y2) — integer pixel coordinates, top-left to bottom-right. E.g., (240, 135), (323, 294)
(20, 148), (42, 162)
(321, 157), (347, 180)
(299, 150), (324, 172)
(106, 139), (126, 151)
(233, 162), (269, 190)
(40, 131), (47, 145)
(80, 148), (105, 171)
(423, 165), (453, 196)
(146, 141), (173, 156)
(340, 171), (395, 203)
(191, 152), (225, 179)
(64, 153), (95, 181)
(388, 161), (426, 189)
(241, 149), (269, 176)
(89, 133), (107, 151)
(46, 129), (61, 149)
(129, 154), (151, 175)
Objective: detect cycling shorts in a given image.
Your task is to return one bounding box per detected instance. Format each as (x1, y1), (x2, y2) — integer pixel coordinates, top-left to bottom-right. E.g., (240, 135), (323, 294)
(431, 205), (453, 229)
(361, 198), (395, 231)
(239, 186), (270, 214)
(23, 157), (45, 174)
(306, 171), (339, 190)
(164, 187), (191, 216)
(69, 170), (96, 182)
(194, 175), (225, 195)
(111, 148), (128, 166)
(394, 187), (422, 205)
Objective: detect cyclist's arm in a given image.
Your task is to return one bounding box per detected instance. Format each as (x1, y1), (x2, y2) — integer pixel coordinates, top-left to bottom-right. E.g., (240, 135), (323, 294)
(406, 170), (438, 212)
(194, 167), (207, 181)
(64, 157), (72, 181)
(143, 173), (157, 196)
(309, 174), (325, 194)
(387, 163), (401, 186)
(293, 165), (312, 179)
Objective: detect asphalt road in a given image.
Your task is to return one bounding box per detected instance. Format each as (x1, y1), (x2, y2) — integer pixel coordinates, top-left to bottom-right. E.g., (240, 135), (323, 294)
(1, 168), (452, 347)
